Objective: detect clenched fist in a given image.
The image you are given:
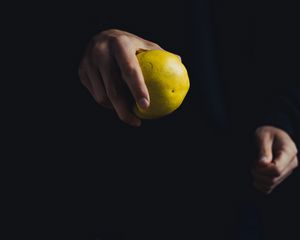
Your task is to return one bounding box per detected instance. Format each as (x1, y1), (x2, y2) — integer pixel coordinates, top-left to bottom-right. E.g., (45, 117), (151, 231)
(252, 126), (298, 194)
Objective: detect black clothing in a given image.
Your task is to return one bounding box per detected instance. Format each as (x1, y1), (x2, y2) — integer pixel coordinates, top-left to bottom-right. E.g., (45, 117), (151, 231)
(4, 1), (299, 240)
(74, 1), (300, 239)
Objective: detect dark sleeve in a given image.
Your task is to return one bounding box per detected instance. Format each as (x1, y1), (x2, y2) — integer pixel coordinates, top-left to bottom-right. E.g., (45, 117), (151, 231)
(260, 86), (300, 148)
(254, 3), (300, 149)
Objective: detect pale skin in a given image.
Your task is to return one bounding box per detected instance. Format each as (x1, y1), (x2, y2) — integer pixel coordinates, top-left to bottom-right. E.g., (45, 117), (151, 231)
(79, 29), (298, 194)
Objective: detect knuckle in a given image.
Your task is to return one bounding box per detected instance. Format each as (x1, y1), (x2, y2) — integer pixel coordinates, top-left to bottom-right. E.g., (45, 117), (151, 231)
(255, 126), (275, 138)
(101, 29), (121, 36)
(94, 29), (118, 43)
(255, 127), (266, 136)
(100, 29), (113, 37)
(109, 34), (129, 48)
(93, 41), (107, 56)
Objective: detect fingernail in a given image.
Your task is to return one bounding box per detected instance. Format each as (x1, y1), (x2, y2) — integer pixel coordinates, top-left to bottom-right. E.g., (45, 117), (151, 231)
(138, 98), (149, 109)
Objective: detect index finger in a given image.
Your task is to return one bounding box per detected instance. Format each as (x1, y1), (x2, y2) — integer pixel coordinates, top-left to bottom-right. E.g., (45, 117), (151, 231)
(256, 150), (294, 177)
(111, 36), (150, 109)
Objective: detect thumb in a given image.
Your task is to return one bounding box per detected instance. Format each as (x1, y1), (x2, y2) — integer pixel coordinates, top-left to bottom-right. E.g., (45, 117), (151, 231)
(256, 129), (274, 165)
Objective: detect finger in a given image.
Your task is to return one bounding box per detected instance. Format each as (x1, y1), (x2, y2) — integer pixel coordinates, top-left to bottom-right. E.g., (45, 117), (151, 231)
(253, 165), (280, 177)
(85, 61), (112, 108)
(253, 156), (297, 189)
(273, 150), (294, 174)
(252, 170), (273, 187)
(273, 156), (298, 184)
(79, 59), (95, 98)
(253, 168), (289, 190)
(273, 169), (293, 189)
(255, 128), (274, 165)
(111, 36), (150, 109)
(259, 170), (293, 193)
(98, 49), (141, 127)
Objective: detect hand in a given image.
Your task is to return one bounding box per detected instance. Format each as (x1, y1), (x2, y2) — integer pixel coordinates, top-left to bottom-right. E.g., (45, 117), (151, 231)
(78, 29), (163, 127)
(252, 126), (298, 194)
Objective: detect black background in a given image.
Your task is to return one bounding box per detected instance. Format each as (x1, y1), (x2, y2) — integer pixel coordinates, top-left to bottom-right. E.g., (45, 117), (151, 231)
(3, 1), (300, 239)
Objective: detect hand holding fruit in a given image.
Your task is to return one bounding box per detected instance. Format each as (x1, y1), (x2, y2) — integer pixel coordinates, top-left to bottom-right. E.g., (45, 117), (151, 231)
(79, 29), (189, 126)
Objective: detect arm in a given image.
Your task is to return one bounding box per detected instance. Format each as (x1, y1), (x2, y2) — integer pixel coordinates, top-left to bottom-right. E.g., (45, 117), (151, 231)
(262, 87), (300, 145)
(252, 86), (300, 194)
